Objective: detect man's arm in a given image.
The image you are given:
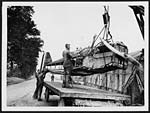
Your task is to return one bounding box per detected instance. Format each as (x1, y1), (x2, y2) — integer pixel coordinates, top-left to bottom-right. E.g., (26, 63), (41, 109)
(70, 51), (80, 59)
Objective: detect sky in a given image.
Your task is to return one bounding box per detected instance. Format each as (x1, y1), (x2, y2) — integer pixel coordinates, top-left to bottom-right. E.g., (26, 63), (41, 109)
(3, 2), (147, 69)
(30, 2), (147, 69)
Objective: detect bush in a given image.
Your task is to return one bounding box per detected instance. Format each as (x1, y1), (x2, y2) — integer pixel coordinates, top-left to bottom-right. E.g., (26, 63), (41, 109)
(7, 67), (22, 78)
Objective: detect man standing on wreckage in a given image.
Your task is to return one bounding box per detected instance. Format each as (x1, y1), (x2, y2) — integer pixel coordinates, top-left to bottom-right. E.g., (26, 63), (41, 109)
(62, 43), (74, 88)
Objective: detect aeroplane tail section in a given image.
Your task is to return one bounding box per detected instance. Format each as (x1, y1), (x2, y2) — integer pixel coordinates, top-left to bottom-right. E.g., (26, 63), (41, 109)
(44, 52), (52, 66)
(40, 52), (52, 71)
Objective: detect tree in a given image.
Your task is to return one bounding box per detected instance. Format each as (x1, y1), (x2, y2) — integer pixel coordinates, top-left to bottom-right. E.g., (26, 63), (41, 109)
(7, 6), (44, 79)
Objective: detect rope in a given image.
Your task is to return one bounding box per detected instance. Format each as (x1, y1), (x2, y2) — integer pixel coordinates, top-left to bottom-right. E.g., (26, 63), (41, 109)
(74, 6), (114, 57)
(94, 26), (106, 42)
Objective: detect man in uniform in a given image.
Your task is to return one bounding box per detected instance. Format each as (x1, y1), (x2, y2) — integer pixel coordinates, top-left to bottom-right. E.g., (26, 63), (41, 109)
(33, 68), (49, 101)
(62, 43), (73, 88)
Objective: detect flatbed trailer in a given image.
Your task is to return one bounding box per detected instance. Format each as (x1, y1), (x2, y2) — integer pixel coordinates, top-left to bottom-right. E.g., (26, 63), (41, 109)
(43, 81), (131, 106)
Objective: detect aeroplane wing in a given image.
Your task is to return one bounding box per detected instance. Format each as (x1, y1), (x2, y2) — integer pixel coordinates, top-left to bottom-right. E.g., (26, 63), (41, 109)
(47, 64), (123, 76)
(101, 38), (142, 67)
(47, 67), (92, 76)
(47, 68), (64, 75)
(47, 58), (64, 66)
(47, 68), (91, 76)
(46, 52), (81, 66)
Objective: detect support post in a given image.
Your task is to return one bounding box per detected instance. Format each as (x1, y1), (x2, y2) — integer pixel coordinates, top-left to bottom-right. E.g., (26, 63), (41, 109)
(58, 98), (65, 106)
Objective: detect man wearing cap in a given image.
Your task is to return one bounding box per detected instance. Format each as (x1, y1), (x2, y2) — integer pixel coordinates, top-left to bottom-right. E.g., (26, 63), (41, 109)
(62, 43), (73, 88)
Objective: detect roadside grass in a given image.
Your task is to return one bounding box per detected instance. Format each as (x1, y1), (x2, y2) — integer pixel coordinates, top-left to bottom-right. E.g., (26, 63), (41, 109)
(7, 77), (26, 86)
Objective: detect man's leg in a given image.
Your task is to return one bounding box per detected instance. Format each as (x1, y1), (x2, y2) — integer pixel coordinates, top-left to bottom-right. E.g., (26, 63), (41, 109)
(68, 68), (73, 87)
(65, 68), (73, 88)
(33, 82), (39, 99)
(62, 67), (72, 88)
(33, 78), (40, 99)
(37, 82), (44, 101)
(62, 67), (67, 87)
(65, 73), (70, 87)
(37, 73), (46, 101)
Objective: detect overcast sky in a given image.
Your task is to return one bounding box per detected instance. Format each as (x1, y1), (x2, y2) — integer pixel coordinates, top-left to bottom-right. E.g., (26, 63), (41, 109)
(3, 2), (148, 69)
(30, 2), (147, 69)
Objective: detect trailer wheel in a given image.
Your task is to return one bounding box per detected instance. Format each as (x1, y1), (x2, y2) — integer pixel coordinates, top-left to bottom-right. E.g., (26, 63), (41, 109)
(45, 88), (49, 102)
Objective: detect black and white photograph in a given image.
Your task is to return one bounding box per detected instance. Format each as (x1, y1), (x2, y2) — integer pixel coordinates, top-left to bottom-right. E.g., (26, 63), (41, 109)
(1, 1), (149, 111)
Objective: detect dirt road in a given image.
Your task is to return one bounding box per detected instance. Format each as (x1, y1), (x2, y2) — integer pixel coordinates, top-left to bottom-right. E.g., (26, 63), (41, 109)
(7, 74), (61, 106)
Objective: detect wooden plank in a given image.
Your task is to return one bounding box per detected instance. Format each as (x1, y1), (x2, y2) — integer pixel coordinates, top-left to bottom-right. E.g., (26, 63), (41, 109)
(74, 99), (123, 106)
(44, 81), (130, 102)
(44, 81), (61, 96)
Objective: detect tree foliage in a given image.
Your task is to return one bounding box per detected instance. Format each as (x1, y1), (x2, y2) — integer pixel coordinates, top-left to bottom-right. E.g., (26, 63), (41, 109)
(7, 6), (44, 79)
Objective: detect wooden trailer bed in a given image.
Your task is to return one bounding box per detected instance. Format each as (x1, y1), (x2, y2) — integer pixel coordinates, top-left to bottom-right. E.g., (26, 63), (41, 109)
(43, 81), (131, 106)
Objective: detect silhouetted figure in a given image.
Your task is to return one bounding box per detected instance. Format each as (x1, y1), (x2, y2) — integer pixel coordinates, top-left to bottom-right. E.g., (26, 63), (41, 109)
(51, 74), (54, 82)
(33, 69), (49, 101)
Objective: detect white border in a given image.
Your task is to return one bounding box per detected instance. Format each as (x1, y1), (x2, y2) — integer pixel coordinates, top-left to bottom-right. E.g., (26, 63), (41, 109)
(2, 1), (149, 111)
